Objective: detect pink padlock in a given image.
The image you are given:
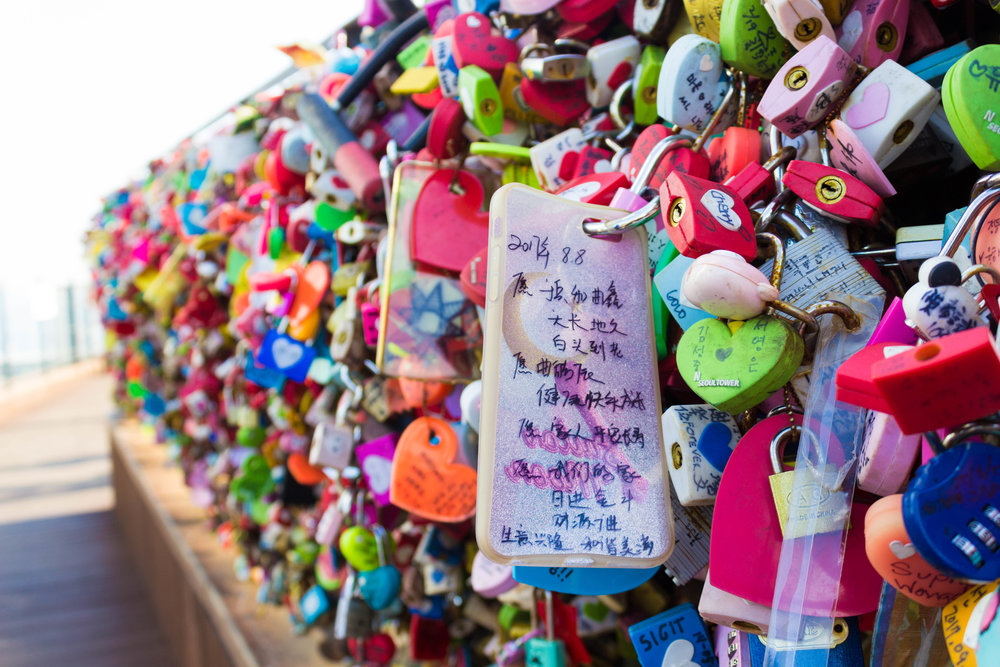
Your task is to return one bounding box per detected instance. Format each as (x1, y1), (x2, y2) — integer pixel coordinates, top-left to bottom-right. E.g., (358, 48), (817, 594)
(360, 290), (381, 348)
(857, 410), (921, 496)
(698, 572), (772, 635)
(681, 249), (779, 320)
(759, 35), (857, 138)
(836, 0), (909, 67)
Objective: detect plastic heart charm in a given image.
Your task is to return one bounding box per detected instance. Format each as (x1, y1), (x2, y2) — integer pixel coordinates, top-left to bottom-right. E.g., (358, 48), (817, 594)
(390, 417), (477, 522)
(676, 316), (804, 413)
(411, 169), (490, 273)
(358, 564), (402, 611)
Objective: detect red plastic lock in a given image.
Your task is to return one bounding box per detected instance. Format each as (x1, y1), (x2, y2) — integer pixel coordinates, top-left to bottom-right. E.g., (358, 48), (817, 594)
(554, 172), (629, 205)
(724, 162), (776, 207)
(708, 126), (762, 183)
(572, 145), (614, 178)
(628, 124), (711, 189)
(519, 78), (589, 126)
(409, 616), (450, 660)
(782, 160), (883, 226)
(659, 172), (756, 261)
(556, 0), (618, 22)
(451, 12), (519, 80)
(426, 98), (467, 159)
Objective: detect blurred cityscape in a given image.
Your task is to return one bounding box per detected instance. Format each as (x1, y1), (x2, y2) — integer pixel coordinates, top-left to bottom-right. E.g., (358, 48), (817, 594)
(0, 284), (104, 378)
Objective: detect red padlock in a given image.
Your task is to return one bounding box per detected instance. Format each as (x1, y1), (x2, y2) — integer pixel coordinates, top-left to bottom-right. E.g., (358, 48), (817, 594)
(554, 171), (629, 205)
(426, 98), (467, 159)
(782, 160), (883, 226)
(519, 78), (589, 126)
(629, 124), (711, 189)
(659, 172), (756, 260)
(708, 126), (762, 183)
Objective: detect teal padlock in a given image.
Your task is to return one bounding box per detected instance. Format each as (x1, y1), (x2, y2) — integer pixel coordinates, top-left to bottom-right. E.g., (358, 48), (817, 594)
(357, 526), (401, 610)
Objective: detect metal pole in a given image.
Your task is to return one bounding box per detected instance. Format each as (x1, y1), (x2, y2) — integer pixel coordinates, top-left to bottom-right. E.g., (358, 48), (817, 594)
(66, 285), (79, 363)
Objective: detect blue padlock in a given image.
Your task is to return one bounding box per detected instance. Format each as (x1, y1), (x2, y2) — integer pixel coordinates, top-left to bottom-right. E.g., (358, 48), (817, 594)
(512, 565), (658, 595)
(902, 441), (1000, 582)
(299, 584), (331, 625)
(628, 602), (717, 667)
(746, 617), (863, 666)
(653, 254), (713, 331)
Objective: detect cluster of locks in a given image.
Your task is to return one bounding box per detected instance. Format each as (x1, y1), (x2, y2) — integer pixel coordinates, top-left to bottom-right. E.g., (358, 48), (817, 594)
(88, 0), (1000, 664)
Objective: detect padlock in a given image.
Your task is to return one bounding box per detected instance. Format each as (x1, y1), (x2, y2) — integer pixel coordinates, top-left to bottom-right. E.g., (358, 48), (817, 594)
(458, 65), (504, 136)
(309, 386), (358, 468)
(681, 249), (779, 320)
(762, 0), (834, 51)
(357, 526), (402, 611)
(660, 172), (757, 261)
(835, 59), (938, 170)
(628, 602), (716, 667)
(699, 571), (773, 635)
(333, 571), (375, 640)
(836, 0), (908, 67)
(865, 493), (970, 606)
(628, 124), (712, 190)
(662, 404), (741, 506)
(857, 410), (920, 496)
(451, 12), (519, 80)
(901, 256), (985, 340)
(556, 0), (618, 22)
(498, 62), (550, 125)
(585, 35), (641, 109)
(525, 591), (569, 667)
(634, 45), (666, 126)
(837, 327), (1000, 434)
(520, 44), (589, 82)
(426, 97), (468, 159)
(768, 429), (851, 539)
(654, 253), (714, 331)
(781, 160), (883, 226)
(707, 127), (761, 184)
(942, 44), (1000, 172)
(746, 617), (863, 666)
(720, 0), (792, 79)
(903, 437), (1000, 582)
(529, 128), (588, 192)
(657, 34), (728, 133)
(634, 0), (681, 42)
(714, 624), (754, 666)
(758, 36), (857, 138)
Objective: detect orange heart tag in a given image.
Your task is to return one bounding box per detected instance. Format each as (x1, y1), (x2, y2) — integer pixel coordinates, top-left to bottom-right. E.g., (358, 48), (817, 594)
(390, 417), (476, 523)
(289, 260), (330, 326)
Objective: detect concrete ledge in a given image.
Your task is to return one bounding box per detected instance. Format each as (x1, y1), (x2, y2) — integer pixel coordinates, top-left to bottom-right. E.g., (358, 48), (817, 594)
(111, 420), (331, 667)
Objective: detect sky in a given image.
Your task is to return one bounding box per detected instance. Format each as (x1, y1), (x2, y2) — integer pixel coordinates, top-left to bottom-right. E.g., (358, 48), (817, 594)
(0, 0), (362, 292)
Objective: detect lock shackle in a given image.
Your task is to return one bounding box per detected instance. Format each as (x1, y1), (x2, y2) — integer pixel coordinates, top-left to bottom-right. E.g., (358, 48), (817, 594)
(941, 422), (1000, 450)
(609, 79), (634, 130)
(372, 525), (391, 566)
(804, 300), (863, 332)
(962, 264), (1000, 292)
(545, 589), (555, 642)
(754, 189), (811, 240)
(766, 404), (804, 419)
(762, 146), (797, 174)
(756, 232), (786, 290)
(770, 426), (799, 475)
(632, 134), (693, 193)
(941, 187), (1000, 258)
(581, 137), (693, 236)
(770, 299), (819, 337)
(692, 78), (737, 153)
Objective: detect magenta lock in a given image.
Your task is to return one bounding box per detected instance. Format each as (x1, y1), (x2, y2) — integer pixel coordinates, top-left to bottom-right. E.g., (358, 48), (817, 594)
(360, 286), (381, 348)
(759, 36), (857, 139)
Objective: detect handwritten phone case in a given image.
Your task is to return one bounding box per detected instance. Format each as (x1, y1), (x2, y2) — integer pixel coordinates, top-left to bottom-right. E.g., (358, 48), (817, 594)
(476, 183), (673, 568)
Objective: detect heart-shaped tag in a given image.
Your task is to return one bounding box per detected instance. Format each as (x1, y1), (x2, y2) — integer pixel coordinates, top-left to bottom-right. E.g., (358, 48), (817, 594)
(451, 12), (519, 79)
(411, 170), (490, 273)
(943, 45), (1000, 170)
(844, 81), (890, 129)
(390, 417), (477, 522)
(358, 564), (402, 610)
(711, 415), (883, 615)
(865, 494), (969, 607)
(697, 421), (734, 472)
(355, 433), (398, 507)
(676, 316), (804, 414)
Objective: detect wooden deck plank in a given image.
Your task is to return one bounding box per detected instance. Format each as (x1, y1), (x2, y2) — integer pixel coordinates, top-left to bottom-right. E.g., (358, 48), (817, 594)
(0, 370), (175, 666)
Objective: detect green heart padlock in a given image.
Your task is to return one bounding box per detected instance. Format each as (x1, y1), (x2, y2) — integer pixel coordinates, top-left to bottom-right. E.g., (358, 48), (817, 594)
(720, 0), (792, 79)
(676, 316), (804, 413)
(943, 44), (1000, 171)
(339, 525), (380, 572)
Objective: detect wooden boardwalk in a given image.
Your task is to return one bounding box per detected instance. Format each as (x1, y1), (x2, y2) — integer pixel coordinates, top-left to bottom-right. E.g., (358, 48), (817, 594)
(0, 368), (175, 666)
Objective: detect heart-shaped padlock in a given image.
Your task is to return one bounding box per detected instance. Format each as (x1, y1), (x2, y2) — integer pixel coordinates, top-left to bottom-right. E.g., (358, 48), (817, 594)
(943, 45), (1000, 171)
(357, 527), (402, 610)
(711, 414), (883, 615)
(411, 169), (489, 273)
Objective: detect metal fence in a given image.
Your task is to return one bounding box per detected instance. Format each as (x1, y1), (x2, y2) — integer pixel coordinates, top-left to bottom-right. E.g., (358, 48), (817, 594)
(0, 284), (104, 380)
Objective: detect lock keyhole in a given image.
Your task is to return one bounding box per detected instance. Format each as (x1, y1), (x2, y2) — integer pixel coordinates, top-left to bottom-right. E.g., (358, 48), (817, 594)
(668, 197), (686, 226)
(875, 22), (898, 52)
(815, 175), (846, 204)
(784, 66), (809, 91)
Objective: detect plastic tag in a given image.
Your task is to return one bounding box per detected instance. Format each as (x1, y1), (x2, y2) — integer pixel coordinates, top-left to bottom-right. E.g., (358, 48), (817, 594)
(477, 184), (672, 567)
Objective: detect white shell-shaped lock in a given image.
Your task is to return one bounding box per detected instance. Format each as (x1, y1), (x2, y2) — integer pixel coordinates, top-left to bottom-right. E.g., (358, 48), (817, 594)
(902, 256), (984, 339)
(681, 250), (779, 320)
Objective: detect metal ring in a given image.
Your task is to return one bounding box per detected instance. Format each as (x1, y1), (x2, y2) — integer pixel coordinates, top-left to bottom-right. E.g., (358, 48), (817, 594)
(771, 299), (820, 336)
(962, 264), (1000, 286)
(553, 38), (589, 53)
(756, 232), (785, 290)
(806, 299), (862, 332)
(582, 196), (660, 236)
(518, 42), (552, 61)
(942, 422), (1000, 450)
(766, 404), (805, 419)
(754, 188), (796, 234)
(762, 146), (797, 173)
(770, 426), (799, 475)
(970, 172), (1000, 201)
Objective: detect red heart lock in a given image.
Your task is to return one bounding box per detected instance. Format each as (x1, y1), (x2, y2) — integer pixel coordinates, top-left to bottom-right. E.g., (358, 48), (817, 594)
(628, 124), (711, 190)
(451, 12), (518, 80)
(710, 414), (883, 616)
(519, 78), (589, 126)
(411, 169), (489, 273)
(556, 0), (618, 23)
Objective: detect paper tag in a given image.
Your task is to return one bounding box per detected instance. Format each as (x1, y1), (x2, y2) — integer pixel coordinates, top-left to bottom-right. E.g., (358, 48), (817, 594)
(477, 184), (672, 567)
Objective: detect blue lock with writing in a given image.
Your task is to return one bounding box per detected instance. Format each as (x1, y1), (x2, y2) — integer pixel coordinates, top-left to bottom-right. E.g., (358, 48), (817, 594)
(902, 442), (1000, 582)
(654, 255), (713, 331)
(628, 602), (717, 667)
(512, 565), (658, 595)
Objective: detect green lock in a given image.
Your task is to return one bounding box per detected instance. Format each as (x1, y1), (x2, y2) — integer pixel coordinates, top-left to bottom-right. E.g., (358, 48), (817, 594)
(635, 46), (665, 125)
(314, 201), (355, 232)
(470, 142), (531, 162)
(268, 226), (285, 260)
(397, 34), (431, 70)
(236, 425), (266, 448)
(230, 454), (276, 503)
(943, 45), (1000, 171)
(719, 0), (791, 79)
(458, 65), (504, 137)
(502, 163), (541, 188)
